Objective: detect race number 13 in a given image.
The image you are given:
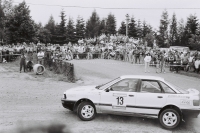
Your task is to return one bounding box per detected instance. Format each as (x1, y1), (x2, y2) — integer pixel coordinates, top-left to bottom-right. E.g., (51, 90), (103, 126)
(116, 97), (124, 105)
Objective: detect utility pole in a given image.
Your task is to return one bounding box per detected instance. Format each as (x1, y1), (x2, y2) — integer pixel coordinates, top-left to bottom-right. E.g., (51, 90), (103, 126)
(126, 14), (130, 37)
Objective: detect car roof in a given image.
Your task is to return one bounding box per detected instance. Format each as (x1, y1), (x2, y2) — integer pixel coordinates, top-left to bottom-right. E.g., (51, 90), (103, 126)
(120, 75), (165, 81)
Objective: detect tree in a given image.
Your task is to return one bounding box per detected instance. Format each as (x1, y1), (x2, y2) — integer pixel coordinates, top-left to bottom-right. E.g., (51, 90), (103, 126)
(0, 0), (5, 43)
(185, 14), (198, 35)
(106, 13), (116, 35)
(75, 16), (85, 42)
(66, 17), (76, 43)
(177, 18), (185, 46)
(183, 14), (199, 46)
(169, 13), (178, 46)
(136, 19), (143, 39)
(128, 17), (137, 38)
(44, 15), (56, 43)
(142, 21), (152, 38)
(55, 10), (67, 44)
(36, 23), (51, 44)
(5, 1), (36, 43)
(118, 21), (126, 35)
(157, 10), (169, 47)
(99, 19), (106, 35)
(144, 32), (155, 47)
(85, 10), (100, 38)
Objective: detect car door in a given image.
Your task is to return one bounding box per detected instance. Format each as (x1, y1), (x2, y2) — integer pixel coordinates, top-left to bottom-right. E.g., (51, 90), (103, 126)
(135, 80), (167, 116)
(100, 78), (139, 114)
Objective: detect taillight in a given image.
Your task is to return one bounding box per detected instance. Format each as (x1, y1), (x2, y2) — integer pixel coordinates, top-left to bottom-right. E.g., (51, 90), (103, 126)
(193, 100), (199, 106)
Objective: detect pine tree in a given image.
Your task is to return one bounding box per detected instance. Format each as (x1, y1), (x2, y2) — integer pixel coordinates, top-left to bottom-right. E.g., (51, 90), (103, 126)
(53, 10), (67, 44)
(59, 10), (66, 35)
(142, 21), (149, 38)
(106, 13), (116, 35)
(158, 10), (169, 47)
(128, 17), (137, 38)
(85, 10), (100, 38)
(185, 14), (198, 35)
(136, 19), (143, 39)
(177, 18), (185, 46)
(66, 17), (76, 43)
(118, 21), (126, 35)
(99, 19), (106, 35)
(75, 16), (85, 42)
(44, 15), (56, 43)
(169, 13), (178, 46)
(185, 14), (199, 46)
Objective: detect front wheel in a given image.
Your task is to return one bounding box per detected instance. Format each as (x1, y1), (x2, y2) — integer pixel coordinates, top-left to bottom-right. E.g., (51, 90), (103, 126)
(159, 109), (181, 129)
(77, 101), (96, 121)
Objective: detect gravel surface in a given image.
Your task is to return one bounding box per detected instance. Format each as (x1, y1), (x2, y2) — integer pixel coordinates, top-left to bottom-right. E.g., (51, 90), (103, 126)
(0, 59), (200, 133)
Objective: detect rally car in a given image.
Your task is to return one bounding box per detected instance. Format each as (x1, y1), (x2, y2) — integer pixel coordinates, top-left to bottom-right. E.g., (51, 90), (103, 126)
(61, 75), (200, 129)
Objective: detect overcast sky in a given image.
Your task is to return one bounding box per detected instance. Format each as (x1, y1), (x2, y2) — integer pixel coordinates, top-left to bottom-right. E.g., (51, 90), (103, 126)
(13, 0), (200, 30)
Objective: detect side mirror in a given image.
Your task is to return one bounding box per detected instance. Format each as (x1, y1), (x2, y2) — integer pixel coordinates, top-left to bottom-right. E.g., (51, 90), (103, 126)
(105, 88), (110, 92)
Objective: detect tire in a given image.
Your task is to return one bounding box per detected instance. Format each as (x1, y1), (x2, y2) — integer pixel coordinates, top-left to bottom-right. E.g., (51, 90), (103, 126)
(159, 109), (181, 129)
(77, 101), (96, 121)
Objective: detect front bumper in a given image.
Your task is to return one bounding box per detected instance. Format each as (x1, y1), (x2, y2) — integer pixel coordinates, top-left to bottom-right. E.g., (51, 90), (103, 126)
(182, 109), (200, 118)
(61, 98), (76, 111)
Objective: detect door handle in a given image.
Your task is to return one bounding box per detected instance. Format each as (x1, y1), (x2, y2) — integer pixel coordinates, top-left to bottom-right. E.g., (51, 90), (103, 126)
(157, 96), (163, 98)
(129, 95), (134, 97)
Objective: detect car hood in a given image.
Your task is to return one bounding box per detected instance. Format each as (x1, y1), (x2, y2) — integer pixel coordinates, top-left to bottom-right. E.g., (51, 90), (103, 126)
(67, 85), (98, 92)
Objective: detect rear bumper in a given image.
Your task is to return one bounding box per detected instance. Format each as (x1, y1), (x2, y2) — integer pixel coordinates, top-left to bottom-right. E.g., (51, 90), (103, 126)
(61, 98), (76, 111)
(182, 109), (200, 118)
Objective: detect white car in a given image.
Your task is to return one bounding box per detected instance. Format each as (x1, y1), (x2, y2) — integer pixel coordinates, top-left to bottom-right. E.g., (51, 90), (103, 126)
(61, 75), (200, 129)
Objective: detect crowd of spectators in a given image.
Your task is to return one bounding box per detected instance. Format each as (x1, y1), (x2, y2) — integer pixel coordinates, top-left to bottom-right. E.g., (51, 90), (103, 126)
(0, 34), (200, 74)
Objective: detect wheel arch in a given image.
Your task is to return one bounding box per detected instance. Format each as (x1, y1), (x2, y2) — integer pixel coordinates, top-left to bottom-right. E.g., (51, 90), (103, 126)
(159, 104), (182, 118)
(73, 98), (95, 113)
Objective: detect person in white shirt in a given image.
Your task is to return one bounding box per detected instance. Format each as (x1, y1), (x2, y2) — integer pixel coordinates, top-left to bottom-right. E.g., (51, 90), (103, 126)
(144, 53), (152, 73)
(37, 50), (44, 65)
(186, 54), (195, 72)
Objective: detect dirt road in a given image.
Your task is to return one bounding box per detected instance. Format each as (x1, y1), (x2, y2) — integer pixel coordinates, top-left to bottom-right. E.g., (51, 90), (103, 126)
(0, 59), (200, 133)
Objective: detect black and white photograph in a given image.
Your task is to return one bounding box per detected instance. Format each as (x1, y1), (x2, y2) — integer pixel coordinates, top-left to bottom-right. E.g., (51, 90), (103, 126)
(1, 0), (200, 133)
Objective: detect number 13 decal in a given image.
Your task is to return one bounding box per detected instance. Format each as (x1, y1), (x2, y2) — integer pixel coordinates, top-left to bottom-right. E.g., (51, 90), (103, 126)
(116, 97), (124, 105)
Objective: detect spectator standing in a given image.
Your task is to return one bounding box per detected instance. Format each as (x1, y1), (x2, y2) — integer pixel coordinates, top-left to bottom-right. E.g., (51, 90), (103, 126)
(20, 53), (26, 73)
(186, 54), (194, 71)
(160, 52), (166, 73)
(37, 50), (44, 65)
(154, 53), (160, 73)
(182, 54), (189, 70)
(194, 57), (200, 73)
(174, 53), (181, 73)
(144, 53), (151, 73)
(135, 49), (139, 64)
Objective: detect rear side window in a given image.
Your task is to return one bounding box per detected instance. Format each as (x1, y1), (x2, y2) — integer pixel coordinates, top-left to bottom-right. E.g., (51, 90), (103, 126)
(159, 81), (175, 93)
(140, 80), (162, 93)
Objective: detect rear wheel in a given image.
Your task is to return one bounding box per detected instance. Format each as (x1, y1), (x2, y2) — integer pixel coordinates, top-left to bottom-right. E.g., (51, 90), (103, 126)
(77, 101), (96, 121)
(159, 109), (181, 129)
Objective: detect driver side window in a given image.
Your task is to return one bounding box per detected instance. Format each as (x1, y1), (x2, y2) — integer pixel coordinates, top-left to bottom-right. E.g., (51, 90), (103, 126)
(110, 79), (138, 92)
(141, 80), (162, 93)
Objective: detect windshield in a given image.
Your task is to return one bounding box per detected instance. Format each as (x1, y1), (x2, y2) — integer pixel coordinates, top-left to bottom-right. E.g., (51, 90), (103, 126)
(96, 77), (120, 90)
(165, 81), (188, 94)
